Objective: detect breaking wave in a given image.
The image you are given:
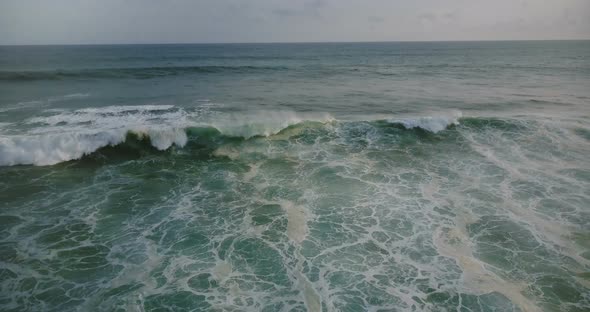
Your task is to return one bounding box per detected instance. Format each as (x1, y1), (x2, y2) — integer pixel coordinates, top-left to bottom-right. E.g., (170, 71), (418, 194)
(0, 129), (187, 166)
(0, 106), (480, 166)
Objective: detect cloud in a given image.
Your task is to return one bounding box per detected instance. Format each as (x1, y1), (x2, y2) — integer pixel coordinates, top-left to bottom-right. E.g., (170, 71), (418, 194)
(271, 0), (329, 19)
(272, 8), (298, 18)
(306, 0), (328, 11)
(368, 16), (384, 24)
(419, 10), (457, 24)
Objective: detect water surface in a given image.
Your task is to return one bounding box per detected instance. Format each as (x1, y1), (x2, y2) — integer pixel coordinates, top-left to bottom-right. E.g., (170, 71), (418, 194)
(0, 41), (589, 311)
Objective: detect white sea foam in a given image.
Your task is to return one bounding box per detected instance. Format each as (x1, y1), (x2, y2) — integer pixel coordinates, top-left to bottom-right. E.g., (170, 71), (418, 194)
(76, 104), (174, 114)
(28, 105), (181, 128)
(208, 111), (334, 138)
(390, 111), (462, 133)
(0, 93), (91, 113)
(0, 105), (191, 166)
(0, 131), (127, 166)
(0, 122), (12, 130)
(280, 200), (310, 244)
(0, 128), (192, 166)
(138, 127), (188, 150)
(61, 93), (90, 99)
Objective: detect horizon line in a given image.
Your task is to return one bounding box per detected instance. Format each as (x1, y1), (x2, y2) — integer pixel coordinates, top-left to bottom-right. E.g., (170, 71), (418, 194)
(1, 38), (589, 47)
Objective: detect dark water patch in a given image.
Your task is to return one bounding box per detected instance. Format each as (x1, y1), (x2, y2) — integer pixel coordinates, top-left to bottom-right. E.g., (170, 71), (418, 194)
(0, 65), (290, 81)
(78, 133), (158, 165)
(459, 117), (531, 132)
(468, 216), (590, 309)
(0, 215), (24, 229)
(143, 291), (211, 311)
(573, 127), (590, 141)
(426, 291), (522, 312)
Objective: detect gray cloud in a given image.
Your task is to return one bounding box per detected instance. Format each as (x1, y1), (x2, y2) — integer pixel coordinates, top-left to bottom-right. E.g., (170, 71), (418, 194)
(306, 0), (328, 11)
(368, 16), (385, 24)
(272, 9), (298, 18)
(419, 10), (457, 24)
(271, 0), (328, 19)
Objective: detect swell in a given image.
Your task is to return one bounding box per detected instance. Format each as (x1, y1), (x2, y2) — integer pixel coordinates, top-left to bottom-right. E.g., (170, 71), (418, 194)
(3, 62), (588, 82)
(0, 113), (534, 167)
(0, 65), (289, 81)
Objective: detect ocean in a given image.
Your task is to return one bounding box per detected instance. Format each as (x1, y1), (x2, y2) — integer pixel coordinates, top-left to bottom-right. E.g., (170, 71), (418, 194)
(0, 41), (589, 311)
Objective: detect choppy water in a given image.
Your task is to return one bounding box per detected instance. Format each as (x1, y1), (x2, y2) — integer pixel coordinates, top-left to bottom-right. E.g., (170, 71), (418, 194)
(0, 41), (589, 312)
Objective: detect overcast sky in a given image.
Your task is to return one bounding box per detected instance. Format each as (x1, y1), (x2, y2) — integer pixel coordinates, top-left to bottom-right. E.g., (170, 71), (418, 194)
(0, 0), (589, 45)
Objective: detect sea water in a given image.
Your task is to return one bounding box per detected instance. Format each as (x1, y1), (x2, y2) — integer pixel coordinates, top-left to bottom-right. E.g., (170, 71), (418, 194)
(0, 41), (589, 311)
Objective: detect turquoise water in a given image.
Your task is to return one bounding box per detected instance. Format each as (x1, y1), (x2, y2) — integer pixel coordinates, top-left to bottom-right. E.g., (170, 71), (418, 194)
(0, 41), (589, 311)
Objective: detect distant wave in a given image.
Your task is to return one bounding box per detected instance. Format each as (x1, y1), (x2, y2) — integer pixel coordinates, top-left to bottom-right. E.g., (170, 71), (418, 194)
(0, 93), (90, 113)
(0, 66), (289, 81)
(3, 62), (588, 82)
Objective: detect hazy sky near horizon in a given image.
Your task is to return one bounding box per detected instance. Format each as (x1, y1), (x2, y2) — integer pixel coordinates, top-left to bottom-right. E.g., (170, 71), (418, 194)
(1, 0), (589, 44)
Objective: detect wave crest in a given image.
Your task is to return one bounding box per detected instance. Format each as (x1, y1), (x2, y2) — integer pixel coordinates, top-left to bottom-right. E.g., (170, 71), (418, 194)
(0, 128), (190, 166)
(388, 111), (462, 133)
(209, 111), (334, 139)
(0, 131), (127, 166)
